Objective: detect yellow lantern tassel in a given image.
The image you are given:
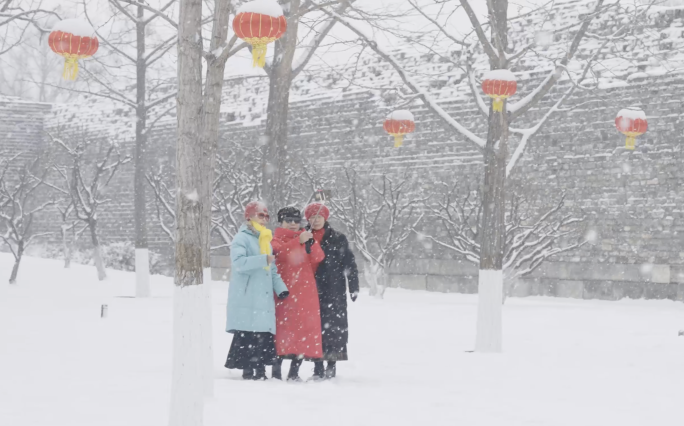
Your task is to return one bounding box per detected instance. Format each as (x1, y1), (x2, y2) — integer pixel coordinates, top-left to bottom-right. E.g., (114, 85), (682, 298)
(625, 135), (636, 150)
(392, 134), (404, 148)
(62, 56), (79, 81)
(492, 98), (503, 112)
(251, 43), (268, 68)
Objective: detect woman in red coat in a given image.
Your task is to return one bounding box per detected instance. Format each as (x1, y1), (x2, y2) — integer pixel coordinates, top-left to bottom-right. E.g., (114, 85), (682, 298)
(271, 207), (325, 381)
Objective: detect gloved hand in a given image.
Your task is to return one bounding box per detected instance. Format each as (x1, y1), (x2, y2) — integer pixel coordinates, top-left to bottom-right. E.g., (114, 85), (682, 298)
(350, 292), (359, 302)
(278, 291), (289, 300)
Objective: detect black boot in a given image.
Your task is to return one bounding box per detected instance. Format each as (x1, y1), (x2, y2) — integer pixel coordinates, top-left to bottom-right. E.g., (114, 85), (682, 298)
(253, 364), (268, 381)
(272, 358), (283, 380)
(311, 361), (326, 381)
(325, 361), (336, 379)
(287, 359), (303, 382)
(242, 368), (254, 380)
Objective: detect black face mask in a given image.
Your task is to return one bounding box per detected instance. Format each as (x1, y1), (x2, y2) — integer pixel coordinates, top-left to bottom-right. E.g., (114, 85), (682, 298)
(283, 217), (302, 224)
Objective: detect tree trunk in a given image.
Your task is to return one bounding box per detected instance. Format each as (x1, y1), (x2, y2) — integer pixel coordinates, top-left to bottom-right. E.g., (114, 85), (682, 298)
(261, 0), (300, 211)
(364, 261), (387, 299)
(364, 261), (380, 297)
(134, 1), (151, 298)
(88, 219), (106, 281)
(197, 0), (233, 399)
(9, 243), (23, 284)
(169, 0), (205, 424)
(475, 108), (508, 353)
(476, 0), (509, 352)
(61, 224), (72, 269)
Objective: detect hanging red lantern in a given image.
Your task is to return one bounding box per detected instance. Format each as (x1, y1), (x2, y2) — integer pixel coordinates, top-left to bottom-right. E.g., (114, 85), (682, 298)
(481, 69), (517, 112)
(615, 108), (647, 150)
(383, 110), (416, 148)
(48, 19), (99, 81)
(233, 0), (287, 68)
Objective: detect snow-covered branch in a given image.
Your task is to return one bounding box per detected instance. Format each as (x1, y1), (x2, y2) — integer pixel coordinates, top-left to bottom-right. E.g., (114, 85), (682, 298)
(0, 151), (55, 283)
(316, 165), (425, 298)
(459, 0), (499, 62)
(324, 8), (486, 150)
(146, 167), (176, 242)
(426, 185), (586, 297)
(50, 131), (131, 281)
(508, 0), (606, 118)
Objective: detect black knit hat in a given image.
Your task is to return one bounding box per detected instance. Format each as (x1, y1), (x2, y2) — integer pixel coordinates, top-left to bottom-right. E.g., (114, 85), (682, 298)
(277, 206), (302, 223)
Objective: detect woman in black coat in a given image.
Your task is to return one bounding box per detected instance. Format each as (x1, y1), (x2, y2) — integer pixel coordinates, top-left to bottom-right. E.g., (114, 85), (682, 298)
(305, 203), (360, 380)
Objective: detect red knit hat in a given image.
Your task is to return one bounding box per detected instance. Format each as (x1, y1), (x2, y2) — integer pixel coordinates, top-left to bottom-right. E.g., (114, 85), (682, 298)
(305, 203), (330, 221)
(244, 201), (268, 220)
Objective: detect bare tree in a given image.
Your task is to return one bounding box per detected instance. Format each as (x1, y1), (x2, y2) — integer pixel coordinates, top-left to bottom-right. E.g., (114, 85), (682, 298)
(212, 151), (261, 248)
(146, 165), (176, 242)
(55, 197), (87, 269)
(48, 132), (131, 281)
(0, 152), (54, 284)
(169, 0), (205, 422)
(322, 0), (655, 352)
(74, 0), (181, 297)
(149, 143), (301, 250)
(0, 0), (60, 56)
(308, 165), (424, 299)
(260, 0), (357, 211)
(425, 184), (586, 302)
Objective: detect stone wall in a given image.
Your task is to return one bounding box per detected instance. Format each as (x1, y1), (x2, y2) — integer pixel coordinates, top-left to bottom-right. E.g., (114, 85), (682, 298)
(2, 73), (683, 301)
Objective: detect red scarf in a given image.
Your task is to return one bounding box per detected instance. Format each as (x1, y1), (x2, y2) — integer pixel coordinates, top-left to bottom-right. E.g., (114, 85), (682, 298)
(312, 228), (325, 245)
(310, 228), (326, 273)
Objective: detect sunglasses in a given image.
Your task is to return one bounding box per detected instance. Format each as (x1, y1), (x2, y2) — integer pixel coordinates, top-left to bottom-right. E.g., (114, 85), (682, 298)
(255, 212), (270, 220)
(283, 217), (301, 224)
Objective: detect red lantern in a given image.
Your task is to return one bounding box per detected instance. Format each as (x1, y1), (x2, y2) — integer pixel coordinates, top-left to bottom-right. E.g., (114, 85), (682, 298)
(615, 108), (647, 150)
(48, 19), (99, 81)
(383, 110), (416, 148)
(481, 69), (517, 112)
(233, 0), (287, 68)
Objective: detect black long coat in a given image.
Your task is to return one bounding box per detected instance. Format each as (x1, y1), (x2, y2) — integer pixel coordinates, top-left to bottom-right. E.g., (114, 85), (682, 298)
(312, 223), (360, 361)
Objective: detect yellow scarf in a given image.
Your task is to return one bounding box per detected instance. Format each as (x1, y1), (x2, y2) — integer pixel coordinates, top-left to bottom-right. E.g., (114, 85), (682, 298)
(250, 220), (273, 270)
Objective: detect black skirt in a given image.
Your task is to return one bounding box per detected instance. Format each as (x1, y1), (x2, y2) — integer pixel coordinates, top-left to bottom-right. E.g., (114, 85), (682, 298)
(224, 331), (277, 370)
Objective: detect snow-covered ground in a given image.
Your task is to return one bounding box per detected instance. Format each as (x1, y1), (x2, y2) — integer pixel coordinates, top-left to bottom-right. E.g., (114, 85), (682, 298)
(1, 254), (682, 426)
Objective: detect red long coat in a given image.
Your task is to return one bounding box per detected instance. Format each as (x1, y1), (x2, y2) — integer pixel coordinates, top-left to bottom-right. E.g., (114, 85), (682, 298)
(272, 228), (325, 359)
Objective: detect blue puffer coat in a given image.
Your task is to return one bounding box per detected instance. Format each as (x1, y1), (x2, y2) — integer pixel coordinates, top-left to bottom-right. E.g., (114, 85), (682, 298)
(226, 224), (289, 334)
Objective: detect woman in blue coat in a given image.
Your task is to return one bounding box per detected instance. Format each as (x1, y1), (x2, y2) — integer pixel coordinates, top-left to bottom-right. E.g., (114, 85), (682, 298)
(225, 201), (289, 381)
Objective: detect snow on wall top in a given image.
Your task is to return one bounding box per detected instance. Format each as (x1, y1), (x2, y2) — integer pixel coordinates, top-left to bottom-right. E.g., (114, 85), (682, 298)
(236, 0), (284, 17)
(387, 110), (414, 121)
(51, 19), (96, 37)
(483, 69), (516, 82)
(617, 108), (646, 120)
(47, 0), (684, 136)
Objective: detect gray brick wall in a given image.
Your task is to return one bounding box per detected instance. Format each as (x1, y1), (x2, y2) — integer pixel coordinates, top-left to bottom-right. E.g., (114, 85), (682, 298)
(2, 73), (683, 301)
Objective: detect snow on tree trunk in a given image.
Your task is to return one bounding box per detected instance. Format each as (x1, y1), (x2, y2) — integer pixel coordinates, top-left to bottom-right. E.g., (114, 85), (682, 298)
(169, 284), (204, 426)
(135, 249), (150, 297)
(134, 2), (151, 299)
(61, 224), (72, 269)
(169, 0), (205, 424)
(93, 245), (106, 281)
(89, 220), (106, 281)
(201, 268), (213, 397)
(261, 0), (300, 211)
(364, 261), (386, 299)
(475, 269), (503, 352)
